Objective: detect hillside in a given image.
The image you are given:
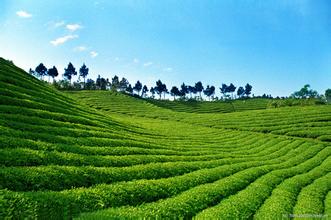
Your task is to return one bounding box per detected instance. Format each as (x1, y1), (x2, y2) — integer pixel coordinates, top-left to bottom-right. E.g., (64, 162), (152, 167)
(1, 58), (330, 219)
(149, 98), (269, 113)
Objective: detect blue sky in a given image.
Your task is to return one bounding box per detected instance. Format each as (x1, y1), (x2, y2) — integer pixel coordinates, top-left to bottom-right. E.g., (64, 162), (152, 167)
(0, 0), (330, 97)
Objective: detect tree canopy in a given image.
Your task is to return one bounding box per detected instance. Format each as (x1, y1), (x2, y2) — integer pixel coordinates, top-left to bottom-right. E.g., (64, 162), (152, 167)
(47, 66), (58, 81)
(291, 84), (318, 99)
(133, 80), (143, 95)
(79, 63), (89, 88)
(35, 63), (47, 80)
(63, 62), (77, 83)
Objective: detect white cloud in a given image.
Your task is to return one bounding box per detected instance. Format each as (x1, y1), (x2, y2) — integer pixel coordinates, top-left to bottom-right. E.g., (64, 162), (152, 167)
(90, 51), (98, 58)
(16, 10), (32, 18)
(114, 57), (120, 61)
(66, 24), (82, 31)
(133, 58), (139, 63)
(74, 46), (87, 52)
(143, 62), (153, 67)
(50, 35), (78, 46)
(163, 67), (173, 72)
(55, 21), (65, 28)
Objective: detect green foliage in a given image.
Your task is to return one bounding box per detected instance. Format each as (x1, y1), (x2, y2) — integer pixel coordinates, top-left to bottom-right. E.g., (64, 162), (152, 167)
(291, 84), (319, 99)
(34, 63), (47, 79)
(325, 88), (331, 103)
(267, 98), (325, 108)
(292, 172), (331, 217)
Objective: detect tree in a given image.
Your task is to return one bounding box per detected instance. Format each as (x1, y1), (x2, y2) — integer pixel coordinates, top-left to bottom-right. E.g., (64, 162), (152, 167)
(154, 80), (168, 99)
(203, 85), (210, 100)
(291, 84), (318, 99)
(53, 79), (70, 90)
(237, 86), (245, 98)
(119, 77), (129, 92)
(85, 79), (96, 90)
(47, 66), (58, 82)
(187, 86), (196, 98)
(180, 83), (188, 98)
(210, 86), (215, 100)
(96, 75), (107, 90)
(126, 84), (133, 94)
(111, 75), (119, 91)
(203, 85), (216, 101)
(228, 83), (236, 99)
(245, 83), (252, 97)
(155, 80), (164, 99)
(63, 62), (77, 84)
(325, 89), (331, 102)
(170, 86), (180, 100)
(220, 84), (228, 99)
(162, 83), (168, 99)
(133, 80), (143, 95)
(195, 81), (204, 99)
(28, 68), (35, 75)
(106, 78), (110, 90)
(141, 85), (149, 97)
(79, 63), (89, 89)
(150, 87), (156, 98)
(35, 63), (47, 80)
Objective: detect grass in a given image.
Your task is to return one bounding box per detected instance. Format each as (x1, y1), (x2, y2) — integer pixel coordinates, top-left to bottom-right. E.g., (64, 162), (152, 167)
(0, 57), (330, 219)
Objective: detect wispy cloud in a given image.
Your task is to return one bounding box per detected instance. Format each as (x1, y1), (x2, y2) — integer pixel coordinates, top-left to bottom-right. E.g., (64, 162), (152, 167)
(74, 46), (87, 52)
(163, 67), (173, 72)
(133, 58), (139, 63)
(94, 1), (105, 10)
(66, 24), (82, 31)
(16, 10), (32, 18)
(50, 35), (78, 46)
(54, 21), (65, 28)
(90, 51), (98, 58)
(143, 62), (153, 67)
(114, 57), (120, 62)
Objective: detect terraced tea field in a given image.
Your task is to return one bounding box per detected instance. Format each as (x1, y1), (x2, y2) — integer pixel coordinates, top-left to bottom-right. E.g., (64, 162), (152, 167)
(1, 57), (330, 219)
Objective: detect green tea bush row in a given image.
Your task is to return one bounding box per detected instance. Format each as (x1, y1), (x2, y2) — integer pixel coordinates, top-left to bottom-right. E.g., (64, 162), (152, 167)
(0, 84), (79, 114)
(325, 191), (331, 218)
(0, 147), (243, 167)
(72, 144), (325, 219)
(76, 144), (328, 219)
(0, 94), (76, 116)
(196, 148), (330, 219)
(254, 157), (331, 219)
(1, 161), (262, 219)
(0, 105), (100, 127)
(1, 142), (309, 220)
(0, 140), (305, 191)
(0, 137), (307, 168)
(0, 159), (247, 191)
(292, 172), (331, 218)
(0, 127), (166, 152)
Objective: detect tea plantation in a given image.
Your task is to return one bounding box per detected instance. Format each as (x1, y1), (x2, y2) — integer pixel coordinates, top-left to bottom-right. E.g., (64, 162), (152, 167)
(1, 57), (330, 219)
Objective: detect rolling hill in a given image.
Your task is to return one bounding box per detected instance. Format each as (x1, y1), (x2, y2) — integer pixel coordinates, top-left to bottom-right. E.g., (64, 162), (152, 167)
(1, 58), (330, 219)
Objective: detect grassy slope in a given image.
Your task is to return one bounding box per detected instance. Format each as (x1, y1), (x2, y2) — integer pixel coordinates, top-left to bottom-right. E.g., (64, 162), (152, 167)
(0, 58), (330, 219)
(149, 97), (269, 113)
